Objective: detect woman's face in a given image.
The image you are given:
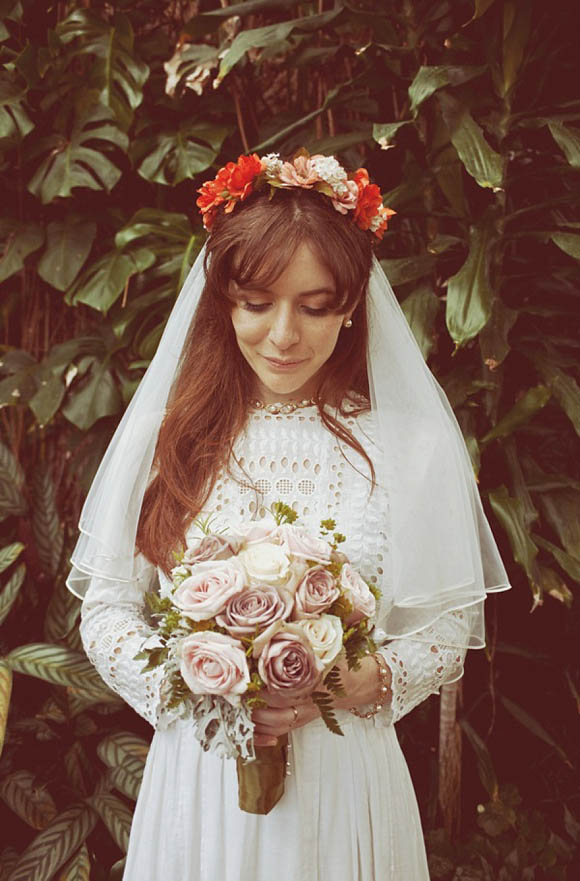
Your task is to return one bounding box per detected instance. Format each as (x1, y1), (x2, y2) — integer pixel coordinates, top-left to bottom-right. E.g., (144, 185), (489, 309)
(229, 242), (352, 404)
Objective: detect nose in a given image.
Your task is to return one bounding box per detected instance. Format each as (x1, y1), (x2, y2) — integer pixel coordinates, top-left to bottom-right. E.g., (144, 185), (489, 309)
(268, 303), (300, 350)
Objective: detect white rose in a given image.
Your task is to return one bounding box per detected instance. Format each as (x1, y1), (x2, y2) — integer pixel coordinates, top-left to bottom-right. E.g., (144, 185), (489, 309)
(277, 525), (332, 564)
(239, 542), (292, 586)
(293, 614), (344, 667)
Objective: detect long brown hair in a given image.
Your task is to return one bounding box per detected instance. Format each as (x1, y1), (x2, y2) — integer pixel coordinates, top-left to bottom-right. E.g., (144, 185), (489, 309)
(137, 186), (375, 571)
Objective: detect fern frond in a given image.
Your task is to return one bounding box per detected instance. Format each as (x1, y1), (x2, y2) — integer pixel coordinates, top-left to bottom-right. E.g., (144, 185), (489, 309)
(311, 691), (344, 736)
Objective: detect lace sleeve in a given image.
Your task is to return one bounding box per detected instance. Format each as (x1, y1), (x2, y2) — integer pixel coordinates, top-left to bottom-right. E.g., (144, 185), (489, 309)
(371, 607), (474, 727)
(79, 569), (177, 730)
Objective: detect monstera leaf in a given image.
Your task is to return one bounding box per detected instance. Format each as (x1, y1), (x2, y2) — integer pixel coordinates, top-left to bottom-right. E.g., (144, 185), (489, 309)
(136, 120), (229, 186)
(56, 9), (149, 129)
(0, 70), (33, 145)
(27, 104), (128, 204)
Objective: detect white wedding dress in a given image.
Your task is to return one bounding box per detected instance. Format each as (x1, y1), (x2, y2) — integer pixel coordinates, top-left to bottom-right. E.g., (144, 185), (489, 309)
(80, 406), (473, 881)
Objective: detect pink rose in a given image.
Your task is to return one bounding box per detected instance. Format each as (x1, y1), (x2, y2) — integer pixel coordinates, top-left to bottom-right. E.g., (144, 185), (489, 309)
(293, 566), (339, 618)
(179, 631), (250, 702)
(253, 621), (324, 698)
(331, 179), (359, 214)
(277, 525), (332, 564)
(228, 519), (278, 547)
(173, 559), (245, 621)
(183, 534), (235, 565)
(340, 563), (376, 624)
(216, 585), (293, 637)
(278, 156), (321, 188)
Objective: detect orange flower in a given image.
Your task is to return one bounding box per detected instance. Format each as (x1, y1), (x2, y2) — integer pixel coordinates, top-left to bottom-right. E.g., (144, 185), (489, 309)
(354, 183), (383, 231)
(226, 153), (262, 200)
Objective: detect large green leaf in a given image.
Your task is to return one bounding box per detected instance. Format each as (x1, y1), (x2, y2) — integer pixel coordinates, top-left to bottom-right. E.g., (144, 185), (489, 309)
(438, 92), (504, 190)
(107, 767), (142, 802)
(489, 486), (540, 603)
(532, 353), (580, 436)
(408, 65), (486, 115)
(445, 217), (495, 348)
(6, 803), (97, 881)
(534, 536), (580, 583)
(478, 297), (518, 370)
(0, 769), (58, 830)
(0, 221), (44, 283)
(380, 254), (435, 286)
(481, 385), (551, 444)
(0, 661), (12, 758)
(548, 121), (580, 168)
(44, 579), (80, 643)
(70, 247), (155, 313)
(460, 718), (498, 798)
(550, 232), (580, 259)
(401, 283), (440, 360)
(56, 10), (149, 129)
(61, 358), (122, 430)
(37, 220), (96, 291)
(28, 105), (128, 204)
(6, 643), (110, 693)
(372, 120), (411, 148)
(137, 121), (229, 186)
(0, 563), (25, 627)
(539, 490), (580, 563)
(31, 466), (63, 578)
(499, 695), (572, 766)
(216, 8), (342, 84)
(28, 372), (66, 429)
(501, 0), (532, 97)
(0, 70), (33, 144)
(0, 441), (27, 521)
(90, 793), (132, 852)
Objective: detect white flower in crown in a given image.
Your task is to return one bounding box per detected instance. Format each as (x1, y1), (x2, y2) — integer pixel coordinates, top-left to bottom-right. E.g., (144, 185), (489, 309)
(261, 153), (283, 176)
(310, 155), (348, 193)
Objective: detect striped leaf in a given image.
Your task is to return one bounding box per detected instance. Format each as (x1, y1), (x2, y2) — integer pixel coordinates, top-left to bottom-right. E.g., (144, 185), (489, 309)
(0, 542), (24, 575)
(6, 803), (97, 881)
(90, 793), (133, 852)
(108, 766), (142, 802)
(58, 844), (90, 881)
(67, 684), (123, 718)
(0, 661), (13, 758)
(31, 466), (64, 578)
(0, 442), (26, 521)
(44, 578), (80, 642)
(6, 643), (109, 693)
(0, 564), (26, 628)
(64, 742), (91, 796)
(0, 770), (58, 829)
(0, 848), (19, 881)
(97, 731), (149, 780)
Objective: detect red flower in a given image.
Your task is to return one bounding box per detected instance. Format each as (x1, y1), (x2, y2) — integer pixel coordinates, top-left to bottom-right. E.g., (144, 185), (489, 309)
(196, 154), (263, 229)
(226, 153), (262, 199)
(354, 182), (383, 231)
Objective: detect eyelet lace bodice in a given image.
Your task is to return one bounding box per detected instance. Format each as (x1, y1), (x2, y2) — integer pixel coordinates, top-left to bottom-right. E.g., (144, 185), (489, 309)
(80, 406), (472, 732)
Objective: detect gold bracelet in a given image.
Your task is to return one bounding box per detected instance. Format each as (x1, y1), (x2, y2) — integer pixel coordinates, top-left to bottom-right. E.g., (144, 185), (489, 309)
(348, 652), (391, 719)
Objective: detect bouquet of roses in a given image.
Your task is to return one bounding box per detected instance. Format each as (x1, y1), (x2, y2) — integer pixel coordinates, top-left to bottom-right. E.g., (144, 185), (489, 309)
(136, 502), (380, 814)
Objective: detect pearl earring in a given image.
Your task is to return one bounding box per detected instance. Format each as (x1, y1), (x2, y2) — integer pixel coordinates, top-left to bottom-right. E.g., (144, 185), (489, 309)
(343, 318), (353, 328)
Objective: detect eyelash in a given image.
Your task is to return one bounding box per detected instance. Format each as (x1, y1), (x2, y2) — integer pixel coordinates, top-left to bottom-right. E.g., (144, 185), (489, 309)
(241, 301), (330, 316)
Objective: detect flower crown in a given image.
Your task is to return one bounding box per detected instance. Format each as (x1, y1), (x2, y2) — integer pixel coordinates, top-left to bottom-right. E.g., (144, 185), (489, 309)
(196, 149), (395, 240)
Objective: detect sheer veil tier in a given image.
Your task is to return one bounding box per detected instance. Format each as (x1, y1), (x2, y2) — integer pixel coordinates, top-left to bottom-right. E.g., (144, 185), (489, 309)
(67, 242), (511, 648)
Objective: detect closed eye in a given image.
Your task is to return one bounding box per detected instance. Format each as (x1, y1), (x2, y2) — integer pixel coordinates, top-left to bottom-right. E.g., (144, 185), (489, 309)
(240, 301), (330, 316)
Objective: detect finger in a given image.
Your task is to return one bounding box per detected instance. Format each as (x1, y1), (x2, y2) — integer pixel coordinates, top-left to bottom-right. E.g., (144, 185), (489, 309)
(254, 734), (278, 747)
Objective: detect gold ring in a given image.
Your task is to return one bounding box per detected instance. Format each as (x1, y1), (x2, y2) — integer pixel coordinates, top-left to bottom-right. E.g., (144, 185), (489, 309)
(290, 706), (298, 727)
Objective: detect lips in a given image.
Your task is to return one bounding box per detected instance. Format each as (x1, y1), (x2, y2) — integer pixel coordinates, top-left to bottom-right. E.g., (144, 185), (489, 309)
(263, 356), (305, 368)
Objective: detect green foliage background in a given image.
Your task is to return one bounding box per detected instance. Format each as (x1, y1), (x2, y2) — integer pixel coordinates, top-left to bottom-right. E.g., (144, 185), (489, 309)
(0, 0), (579, 878)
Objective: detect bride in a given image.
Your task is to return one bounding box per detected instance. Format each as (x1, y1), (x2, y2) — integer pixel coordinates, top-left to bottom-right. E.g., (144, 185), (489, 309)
(67, 151), (510, 880)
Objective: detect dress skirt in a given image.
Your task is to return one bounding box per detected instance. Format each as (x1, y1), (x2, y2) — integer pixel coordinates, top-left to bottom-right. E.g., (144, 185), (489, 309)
(122, 713), (431, 881)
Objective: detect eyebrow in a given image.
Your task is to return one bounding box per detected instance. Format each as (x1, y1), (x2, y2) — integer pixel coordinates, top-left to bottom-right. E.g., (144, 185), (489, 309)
(236, 284), (335, 297)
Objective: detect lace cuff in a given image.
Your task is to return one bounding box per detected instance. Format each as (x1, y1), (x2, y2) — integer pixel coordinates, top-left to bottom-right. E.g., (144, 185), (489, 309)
(371, 608), (473, 727)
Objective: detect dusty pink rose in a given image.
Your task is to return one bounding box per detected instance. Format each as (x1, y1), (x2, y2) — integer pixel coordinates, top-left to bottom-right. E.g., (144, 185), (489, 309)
(173, 559), (245, 621)
(340, 563), (376, 624)
(179, 631), (250, 702)
(216, 585), (293, 637)
(331, 179), (359, 214)
(183, 534), (235, 565)
(278, 156), (321, 188)
(293, 566), (339, 618)
(277, 525), (332, 564)
(252, 621), (324, 697)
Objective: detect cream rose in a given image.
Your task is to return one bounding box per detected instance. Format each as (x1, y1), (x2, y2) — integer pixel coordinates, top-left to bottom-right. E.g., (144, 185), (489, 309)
(183, 534), (235, 565)
(340, 563), (376, 623)
(228, 519), (278, 547)
(252, 621), (324, 698)
(331, 179), (359, 214)
(172, 559), (245, 621)
(178, 631), (250, 702)
(216, 585), (293, 637)
(238, 542), (291, 586)
(293, 614), (344, 666)
(293, 565), (339, 618)
(278, 525), (332, 564)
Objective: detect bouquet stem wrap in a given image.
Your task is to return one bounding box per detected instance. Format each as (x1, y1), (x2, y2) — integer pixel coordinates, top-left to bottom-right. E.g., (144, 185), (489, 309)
(236, 734), (288, 815)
